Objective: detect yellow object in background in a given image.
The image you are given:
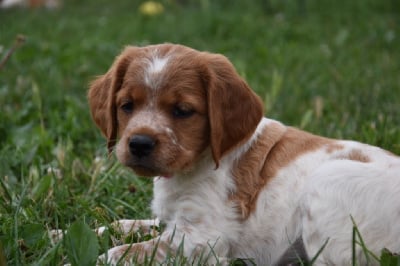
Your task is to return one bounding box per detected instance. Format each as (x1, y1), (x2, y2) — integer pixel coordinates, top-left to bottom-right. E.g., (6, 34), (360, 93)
(139, 1), (164, 16)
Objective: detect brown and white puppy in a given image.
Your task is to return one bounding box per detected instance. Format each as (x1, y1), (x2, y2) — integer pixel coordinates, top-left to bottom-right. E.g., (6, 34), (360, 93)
(89, 43), (400, 265)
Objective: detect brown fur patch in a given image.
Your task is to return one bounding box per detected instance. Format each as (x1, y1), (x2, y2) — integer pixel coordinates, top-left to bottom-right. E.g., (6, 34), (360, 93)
(231, 124), (335, 220)
(347, 149), (371, 163)
(326, 143), (344, 153)
(231, 122), (286, 219)
(261, 127), (332, 178)
(202, 52), (264, 165)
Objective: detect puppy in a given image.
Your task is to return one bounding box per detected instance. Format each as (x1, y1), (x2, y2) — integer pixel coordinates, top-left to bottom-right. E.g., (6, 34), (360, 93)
(88, 43), (400, 265)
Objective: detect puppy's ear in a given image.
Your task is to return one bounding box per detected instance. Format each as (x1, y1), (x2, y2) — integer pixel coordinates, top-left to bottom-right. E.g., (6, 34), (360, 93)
(203, 53), (264, 166)
(88, 47), (136, 152)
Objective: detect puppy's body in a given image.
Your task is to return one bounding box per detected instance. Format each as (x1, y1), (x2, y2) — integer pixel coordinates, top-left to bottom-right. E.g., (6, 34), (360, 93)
(89, 44), (400, 265)
(153, 119), (400, 265)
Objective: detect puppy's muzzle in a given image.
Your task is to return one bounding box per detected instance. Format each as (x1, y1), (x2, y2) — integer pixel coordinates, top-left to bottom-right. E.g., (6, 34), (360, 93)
(129, 134), (156, 158)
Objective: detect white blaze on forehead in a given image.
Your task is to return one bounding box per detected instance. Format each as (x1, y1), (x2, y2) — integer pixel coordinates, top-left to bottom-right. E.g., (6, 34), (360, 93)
(148, 56), (169, 74)
(144, 50), (171, 90)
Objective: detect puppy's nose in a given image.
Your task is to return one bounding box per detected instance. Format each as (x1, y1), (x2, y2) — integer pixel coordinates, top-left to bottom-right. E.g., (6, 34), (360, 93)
(129, 134), (156, 158)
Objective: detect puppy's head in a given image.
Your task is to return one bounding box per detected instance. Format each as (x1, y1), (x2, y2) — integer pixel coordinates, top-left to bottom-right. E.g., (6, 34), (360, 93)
(88, 44), (263, 177)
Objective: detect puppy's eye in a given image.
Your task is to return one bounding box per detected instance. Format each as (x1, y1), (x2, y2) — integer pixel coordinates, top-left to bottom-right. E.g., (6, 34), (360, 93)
(172, 104), (195, 118)
(120, 101), (134, 113)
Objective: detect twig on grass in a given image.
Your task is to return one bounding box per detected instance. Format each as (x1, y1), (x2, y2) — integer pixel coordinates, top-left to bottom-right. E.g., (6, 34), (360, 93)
(0, 34), (26, 71)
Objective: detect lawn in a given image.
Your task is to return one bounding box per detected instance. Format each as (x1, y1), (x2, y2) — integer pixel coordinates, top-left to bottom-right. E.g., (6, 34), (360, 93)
(0, 0), (399, 265)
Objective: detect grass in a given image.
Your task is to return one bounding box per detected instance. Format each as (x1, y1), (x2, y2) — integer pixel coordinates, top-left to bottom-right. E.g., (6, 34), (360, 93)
(0, 0), (399, 265)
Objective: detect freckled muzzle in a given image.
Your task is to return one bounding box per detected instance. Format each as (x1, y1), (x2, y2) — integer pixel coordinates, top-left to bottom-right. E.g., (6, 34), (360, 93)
(117, 129), (181, 178)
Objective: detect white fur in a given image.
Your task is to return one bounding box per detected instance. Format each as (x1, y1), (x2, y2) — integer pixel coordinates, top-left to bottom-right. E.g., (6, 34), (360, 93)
(147, 56), (169, 74)
(301, 160), (400, 265)
(143, 51), (170, 90)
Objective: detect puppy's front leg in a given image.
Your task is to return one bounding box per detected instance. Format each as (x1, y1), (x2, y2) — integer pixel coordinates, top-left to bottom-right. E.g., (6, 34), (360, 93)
(48, 219), (160, 246)
(96, 218), (160, 238)
(98, 235), (169, 265)
(98, 229), (229, 265)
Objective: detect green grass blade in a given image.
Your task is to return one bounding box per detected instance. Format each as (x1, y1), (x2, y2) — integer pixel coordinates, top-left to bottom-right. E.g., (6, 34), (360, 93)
(308, 238), (329, 265)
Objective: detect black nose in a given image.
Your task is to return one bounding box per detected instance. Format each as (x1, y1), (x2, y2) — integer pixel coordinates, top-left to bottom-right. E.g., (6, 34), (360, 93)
(129, 134), (156, 158)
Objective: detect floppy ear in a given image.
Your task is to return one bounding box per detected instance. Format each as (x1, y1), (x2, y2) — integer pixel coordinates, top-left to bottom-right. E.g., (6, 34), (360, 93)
(88, 47), (136, 152)
(203, 53), (264, 166)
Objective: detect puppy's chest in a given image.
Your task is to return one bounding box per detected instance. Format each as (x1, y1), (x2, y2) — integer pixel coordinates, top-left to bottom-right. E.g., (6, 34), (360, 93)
(151, 169), (238, 225)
